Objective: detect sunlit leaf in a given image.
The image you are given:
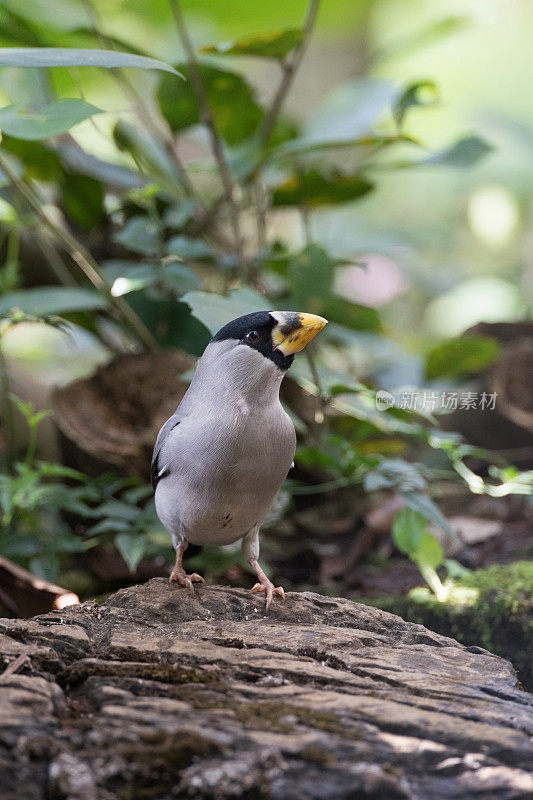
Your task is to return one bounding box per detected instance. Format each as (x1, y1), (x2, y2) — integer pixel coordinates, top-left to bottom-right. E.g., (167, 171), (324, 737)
(272, 169), (373, 206)
(425, 335), (500, 380)
(202, 29), (303, 60)
(414, 532), (444, 570)
(0, 286), (108, 316)
(0, 47), (182, 76)
(0, 99), (101, 140)
(102, 260), (200, 296)
(401, 491), (457, 541)
(158, 63), (263, 145)
(392, 506), (427, 556)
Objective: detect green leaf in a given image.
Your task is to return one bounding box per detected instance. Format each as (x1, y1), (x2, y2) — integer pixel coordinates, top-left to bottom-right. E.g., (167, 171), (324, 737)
(414, 532), (443, 571)
(53, 139), (143, 189)
(394, 80), (440, 128)
(29, 554), (59, 581)
(376, 16), (468, 62)
(102, 260), (200, 296)
(114, 532), (146, 573)
(272, 169), (373, 207)
(0, 65), (52, 108)
(425, 335), (499, 380)
(158, 63), (263, 145)
(0, 99), (101, 140)
(271, 133), (416, 161)
(401, 491), (457, 541)
(114, 216), (160, 256)
(322, 296), (381, 332)
(113, 120), (180, 181)
(303, 79), (398, 145)
(128, 293), (210, 353)
(165, 235), (214, 261)
(2, 137), (62, 180)
(392, 507), (427, 557)
(182, 287), (270, 335)
(421, 136), (493, 168)
(0, 286), (108, 316)
(0, 47), (182, 76)
(92, 500), (140, 522)
(163, 199), (198, 230)
(287, 244), (334, 314)
(1, 0), (92, 32)
(201, 29), (303, 60)
(90, 519), (131, 536)
(60, 172), (104, 230)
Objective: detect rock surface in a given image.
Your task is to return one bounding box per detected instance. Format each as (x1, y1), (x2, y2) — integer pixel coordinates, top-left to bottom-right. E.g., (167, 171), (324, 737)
(0, 579), (532, 800)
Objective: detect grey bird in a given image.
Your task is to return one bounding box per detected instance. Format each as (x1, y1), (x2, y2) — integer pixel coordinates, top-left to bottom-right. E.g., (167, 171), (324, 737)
(151, 310), (327, 609)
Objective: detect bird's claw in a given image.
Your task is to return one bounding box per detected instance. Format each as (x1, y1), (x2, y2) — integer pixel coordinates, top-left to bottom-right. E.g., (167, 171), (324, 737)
(169, 569), (206, 595)
(250, 580), (286, 611)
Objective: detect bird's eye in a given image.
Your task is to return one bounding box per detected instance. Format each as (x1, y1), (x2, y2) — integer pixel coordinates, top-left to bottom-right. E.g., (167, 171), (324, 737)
(245, 330), (261, 342)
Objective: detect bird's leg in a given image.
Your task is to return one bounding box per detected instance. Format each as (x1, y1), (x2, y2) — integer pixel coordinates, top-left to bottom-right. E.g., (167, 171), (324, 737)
(249, 558), (286, 611)
(242, 526), (285, 610)
(169, 540), (205, 594)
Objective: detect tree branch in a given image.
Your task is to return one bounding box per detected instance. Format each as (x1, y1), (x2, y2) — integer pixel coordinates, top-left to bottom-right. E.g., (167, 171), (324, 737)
(167, 0), (244, 271)
(0, 150), (158, 350)
(257, 0), (320, 147)
(190, 0), (320, 241)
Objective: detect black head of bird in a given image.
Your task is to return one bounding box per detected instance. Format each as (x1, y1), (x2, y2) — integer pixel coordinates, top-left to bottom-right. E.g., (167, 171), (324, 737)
(152, 310), (327, 609)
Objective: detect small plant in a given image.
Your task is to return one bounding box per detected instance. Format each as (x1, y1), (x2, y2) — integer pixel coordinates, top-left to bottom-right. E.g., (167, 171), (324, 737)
(391, 507), (474, 601)
(0, 395), (165, 581)
(392, 507), (447, 600)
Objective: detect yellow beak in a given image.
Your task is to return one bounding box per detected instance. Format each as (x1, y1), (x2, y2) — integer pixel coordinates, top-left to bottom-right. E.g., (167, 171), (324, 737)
(270, 311), (328, 356)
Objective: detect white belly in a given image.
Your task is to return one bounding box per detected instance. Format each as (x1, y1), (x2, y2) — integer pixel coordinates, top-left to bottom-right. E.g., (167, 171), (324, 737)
(155, 404), (296, 545)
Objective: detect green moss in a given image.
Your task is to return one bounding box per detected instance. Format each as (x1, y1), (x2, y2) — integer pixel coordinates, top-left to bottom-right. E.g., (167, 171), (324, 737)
(366, 561), (533, 691)
(63, 659), (219, 688)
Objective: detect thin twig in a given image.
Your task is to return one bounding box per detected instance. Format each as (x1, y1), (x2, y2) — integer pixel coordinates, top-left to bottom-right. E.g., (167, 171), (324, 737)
(39, 233), (77, 286)
(81, 0), (197, 198)
(0, 644), (37, 683)
(167, 0), (245, 272)
(0, 150), (158, 350)
(190, 0), (320, 240)
(257, 0), (320, 147)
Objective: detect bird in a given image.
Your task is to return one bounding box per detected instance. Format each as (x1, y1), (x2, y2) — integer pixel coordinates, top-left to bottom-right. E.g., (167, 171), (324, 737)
(151, 310), (327, 609)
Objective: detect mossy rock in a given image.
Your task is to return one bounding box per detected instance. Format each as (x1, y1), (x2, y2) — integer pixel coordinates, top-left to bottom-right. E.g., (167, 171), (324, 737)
(366, 560), (533, 690)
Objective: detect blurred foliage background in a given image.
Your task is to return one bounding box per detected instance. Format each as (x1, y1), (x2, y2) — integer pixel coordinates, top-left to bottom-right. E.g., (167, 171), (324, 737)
(0, 0), (531, 669)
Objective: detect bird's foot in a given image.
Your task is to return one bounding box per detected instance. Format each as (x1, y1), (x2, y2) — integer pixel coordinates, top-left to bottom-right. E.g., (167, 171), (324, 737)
(169, 567), (205, 595)
(250, 578), (285, 611)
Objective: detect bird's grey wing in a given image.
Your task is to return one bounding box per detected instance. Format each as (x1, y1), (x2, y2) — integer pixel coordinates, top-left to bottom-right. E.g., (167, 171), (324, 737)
(151, 414), (181, 489)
